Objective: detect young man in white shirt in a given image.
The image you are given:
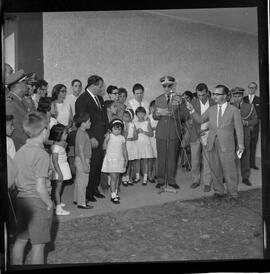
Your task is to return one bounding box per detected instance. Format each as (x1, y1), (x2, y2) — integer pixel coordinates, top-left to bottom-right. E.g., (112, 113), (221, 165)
(65, 79), (82, 117)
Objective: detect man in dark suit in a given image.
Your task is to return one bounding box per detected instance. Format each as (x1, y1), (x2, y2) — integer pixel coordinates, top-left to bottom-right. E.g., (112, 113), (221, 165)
(186, 85), (244, 202)
(153, 75), (190, 189)
(189, 83), (215, 192)
(75, 75), (109, 202)
(231, 87), (258, 186)
(243, 82), (260, 169)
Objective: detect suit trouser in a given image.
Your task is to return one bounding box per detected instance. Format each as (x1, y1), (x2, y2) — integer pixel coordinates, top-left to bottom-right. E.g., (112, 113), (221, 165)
(250, 123), (259, 166)
(74, 157), (89, 206)
(190, 140), (212, 186)
(208, 137), (238, 198)
(86, 145), (104, 199)
(240, 130), (251, 180)
(156, 138), (180, 185)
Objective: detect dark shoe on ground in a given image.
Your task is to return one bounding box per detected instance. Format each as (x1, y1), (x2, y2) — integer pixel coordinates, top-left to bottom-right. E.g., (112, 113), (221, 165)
(111, 197), (120, 204)
(191, 182), (200, 189)
(251, 165), (259, 170)
(155, 183), (164, 189)
(77, 204), (94, 209)
(134, 178), (140, 184)
(122, 181), (128, 186)
(94, 192), (105, 198)
(204, 185), (211, 192)
(148, 178), (155, 183)
(73, 201), (77, 205)
(86, 196), (97, 202)
(242, 178), (252, 186)
(213, 193), (225, 199)
(168, 183), (180, 189)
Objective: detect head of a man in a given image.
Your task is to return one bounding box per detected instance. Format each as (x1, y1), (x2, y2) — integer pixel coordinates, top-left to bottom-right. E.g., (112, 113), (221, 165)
(7, 71), (28, 99)
(231, 87), (245, 106)
(248, 82), (257, 95)
(106, 85), (119, 101)
(71, 79), (82, 97)
(132, 83), (144, 103)
(87, 75), (104, 96)
(196, 83), (208, 104)
(212, 85), (229, 105)
(36, 79), (49, 97)
(118, 88), (127, 104)
(160, 76), (175, 95)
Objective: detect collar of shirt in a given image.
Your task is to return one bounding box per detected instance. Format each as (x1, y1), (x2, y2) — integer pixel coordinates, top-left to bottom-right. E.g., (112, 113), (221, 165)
(249, 94), (254, 103)
(87, 88), (100, 106)
(26, 138), (44, 149)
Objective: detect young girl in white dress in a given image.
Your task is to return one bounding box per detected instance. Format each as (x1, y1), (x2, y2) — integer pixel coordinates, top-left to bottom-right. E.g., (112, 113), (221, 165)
(134, 106), (154, 185)
(49, 124), (72, 215)
(148, 100), (158, 182)
(102, 119), (128, 204)
(122, 108), (138, 186)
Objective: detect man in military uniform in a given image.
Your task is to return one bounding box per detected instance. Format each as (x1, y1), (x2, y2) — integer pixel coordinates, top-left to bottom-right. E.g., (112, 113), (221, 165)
(5, 70), (30, 150)
(153, 76), (190, 189)
(231, 87), (258, 186)
(22, 72), (38, 112)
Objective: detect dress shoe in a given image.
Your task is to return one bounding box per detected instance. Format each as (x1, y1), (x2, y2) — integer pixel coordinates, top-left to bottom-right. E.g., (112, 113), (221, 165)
(73, 201), (77, 205)
(242, 178), (252, 186)
(168, 183), (180, 189)
(86, 196), (97, 202)
(111, 197), (120, 204)
(204, 185), (211, 192)
(155, 183), (164, 189)
(94, 192), (105, 198)
(251, 165), (259, 170)
(190, 182), (200, 189)
(77, 204), (94, 209)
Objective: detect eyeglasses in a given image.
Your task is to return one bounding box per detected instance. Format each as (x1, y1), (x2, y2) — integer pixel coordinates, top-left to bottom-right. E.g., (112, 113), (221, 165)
(162, 84), (173, 88)
(112, 92), (119, 95)
(212, 92), (225, 96)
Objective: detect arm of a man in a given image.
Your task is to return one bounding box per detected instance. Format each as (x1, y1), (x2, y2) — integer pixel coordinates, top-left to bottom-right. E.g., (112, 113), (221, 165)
(234, 108), (244, 150)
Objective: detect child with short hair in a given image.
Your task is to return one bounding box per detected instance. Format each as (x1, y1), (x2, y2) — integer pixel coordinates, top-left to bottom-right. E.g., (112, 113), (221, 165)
(134, 106), (154, 185)
(101, 119), (128, 204)
(73, 112), (93, 209)
(122, 108), (138, 186)
(12, 112), (53, 265)
(49, 124), (72, 215)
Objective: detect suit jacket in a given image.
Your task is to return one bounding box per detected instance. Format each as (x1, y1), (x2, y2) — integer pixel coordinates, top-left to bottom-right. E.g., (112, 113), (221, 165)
(192, 103), (244, 152)
(75, 91), (109, 145)
(5, 92), (28, 150)
(243, 95), (260, 120)
(153, 93), (190, 141)
(189, 97), (216, 143)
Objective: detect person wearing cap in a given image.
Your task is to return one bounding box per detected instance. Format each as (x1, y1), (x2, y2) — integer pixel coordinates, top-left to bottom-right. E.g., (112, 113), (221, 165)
(5, 69), (29, 150)
(186, 85), (244, 203)
(22, 72), (38, 112)
(153, 75), (190, 189)
(75, 75), (109, 202)
(4, 63), (14, 95)
(243, 82), (260, 170)
(231, 86), (258, 186)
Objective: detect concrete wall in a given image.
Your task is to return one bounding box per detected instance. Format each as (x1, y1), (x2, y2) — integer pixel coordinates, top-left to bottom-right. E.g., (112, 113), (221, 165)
(43, 10), (259, 102)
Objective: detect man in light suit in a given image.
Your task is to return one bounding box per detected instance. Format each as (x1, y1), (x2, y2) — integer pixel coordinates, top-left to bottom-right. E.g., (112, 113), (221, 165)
(186, 85), (244, 202)
(153, 75), (190, 189)
(189, 83), (215, 192)
(75, 75), (109, 202)
(243, 82), (260, 170)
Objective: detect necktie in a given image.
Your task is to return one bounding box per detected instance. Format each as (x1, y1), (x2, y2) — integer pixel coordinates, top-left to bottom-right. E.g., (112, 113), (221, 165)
(167, 94), (171, 105)
(217, 105), (222, 127)
(95, 95), (101, 110)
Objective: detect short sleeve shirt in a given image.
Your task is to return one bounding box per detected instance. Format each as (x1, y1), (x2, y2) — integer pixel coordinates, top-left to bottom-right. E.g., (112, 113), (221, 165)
(14, 139), (50, 198)
(75, 129), (92, 159)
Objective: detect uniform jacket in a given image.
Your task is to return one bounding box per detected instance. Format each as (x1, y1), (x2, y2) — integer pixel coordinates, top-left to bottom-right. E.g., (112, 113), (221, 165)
(192, 103), (244, 152)
(243, 95), (260, 120)
(189, 97), (216, 143)
(22, 96), (36, 113)
(153, 93), (190, 141)
(6, 92), (28, 150)
(75, 91), (109, 145)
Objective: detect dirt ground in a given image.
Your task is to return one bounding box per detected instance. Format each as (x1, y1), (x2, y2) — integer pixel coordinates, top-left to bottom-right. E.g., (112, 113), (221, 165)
(10, 188), (262, 267)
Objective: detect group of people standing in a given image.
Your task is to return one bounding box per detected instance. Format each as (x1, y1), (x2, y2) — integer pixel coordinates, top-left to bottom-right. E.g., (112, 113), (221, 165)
(4, 62), (260, 264)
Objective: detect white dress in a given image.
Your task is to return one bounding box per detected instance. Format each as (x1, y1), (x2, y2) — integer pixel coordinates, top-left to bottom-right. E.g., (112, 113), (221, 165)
(101, 134), (126, 173)
(125, 122), (139, 161)
(56, 102), (71, 126)
(149, 114), (158, 158)
(134, 120), (154, 159)
(51, 144), (72, 180)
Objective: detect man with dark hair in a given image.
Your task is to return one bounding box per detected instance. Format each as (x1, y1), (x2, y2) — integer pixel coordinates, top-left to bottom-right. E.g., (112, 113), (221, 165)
(32, 79), (49, 109)
(65, 79), (82, 116)
(243, 82), (260, 169)
(186, 85), (244, 202)
(75, 75), (109, 202)
(189, 83), (215, 192)
(106, 85), (119, 102)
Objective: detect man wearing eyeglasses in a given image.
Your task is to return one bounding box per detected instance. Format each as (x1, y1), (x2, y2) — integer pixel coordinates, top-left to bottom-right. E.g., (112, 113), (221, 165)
(153, 75), (190, 189)
(243, 82), (260, 170)
(186, 85), (244, 203)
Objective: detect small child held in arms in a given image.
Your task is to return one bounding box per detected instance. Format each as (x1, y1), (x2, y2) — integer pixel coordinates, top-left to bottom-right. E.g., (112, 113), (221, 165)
(134, 106), (154, 185)
(101, 119), (128, 204)
(122, 108), (138, 186)
(73, 112), (93, 209)
(12, 112), (53, 265)
(49, 124), (72, 215)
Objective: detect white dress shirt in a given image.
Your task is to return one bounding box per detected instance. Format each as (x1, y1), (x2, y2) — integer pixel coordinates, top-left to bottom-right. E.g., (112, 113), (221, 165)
(65, 93), (77, 116)
(249, 94), (255, 104)
(86, 88), (101, 109)
(217, 102), (228, 126)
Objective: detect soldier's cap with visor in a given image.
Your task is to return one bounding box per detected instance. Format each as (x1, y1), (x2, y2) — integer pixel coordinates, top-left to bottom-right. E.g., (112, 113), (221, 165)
(160, 75), (175, 86)
(231, 87), (245, 95)
(5, 69), (30, 87)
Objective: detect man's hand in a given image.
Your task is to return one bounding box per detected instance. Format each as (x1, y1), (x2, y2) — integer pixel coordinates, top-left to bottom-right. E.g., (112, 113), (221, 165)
(90, 137), (99, 148)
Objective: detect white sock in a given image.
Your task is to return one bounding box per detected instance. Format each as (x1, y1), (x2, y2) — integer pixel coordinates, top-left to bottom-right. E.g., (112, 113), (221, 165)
(143, 174), (147, 180)
(111, 192), (117, 199)
(136, 173), (140, 180)
(126, 175), (130, 181)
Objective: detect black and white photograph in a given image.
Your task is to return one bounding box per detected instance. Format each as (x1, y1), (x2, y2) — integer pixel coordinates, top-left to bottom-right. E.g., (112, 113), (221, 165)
(0, 0), (269, 272)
